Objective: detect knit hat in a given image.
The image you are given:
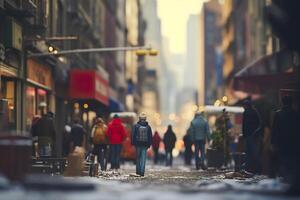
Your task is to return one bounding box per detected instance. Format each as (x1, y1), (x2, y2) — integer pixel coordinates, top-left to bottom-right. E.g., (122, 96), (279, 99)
(139, 112), (147, 120)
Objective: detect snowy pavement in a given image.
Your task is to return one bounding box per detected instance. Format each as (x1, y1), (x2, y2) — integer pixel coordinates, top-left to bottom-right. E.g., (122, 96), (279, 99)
(0, 162), (297, 200)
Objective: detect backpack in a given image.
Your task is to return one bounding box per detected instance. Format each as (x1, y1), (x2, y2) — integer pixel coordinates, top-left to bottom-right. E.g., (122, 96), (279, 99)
(92, 125), (107, 144)
(136, 125), (149, 142)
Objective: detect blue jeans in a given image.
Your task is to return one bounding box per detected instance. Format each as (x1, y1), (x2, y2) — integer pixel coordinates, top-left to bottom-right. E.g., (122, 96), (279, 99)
(194, 140), (206, 169)
(244, 136), (261, 173)
(110, 144), (122, 169)
(136, 146), (147, 176)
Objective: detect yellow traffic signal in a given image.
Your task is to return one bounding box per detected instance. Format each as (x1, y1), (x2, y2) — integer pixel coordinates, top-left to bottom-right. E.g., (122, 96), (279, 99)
(136, 49), (147, 56)
(149, 49), (158, 56)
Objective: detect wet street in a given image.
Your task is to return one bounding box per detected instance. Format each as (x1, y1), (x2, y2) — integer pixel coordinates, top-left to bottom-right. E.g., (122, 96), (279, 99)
(102, 163), (223, 185)
(0, 159), (298, 200)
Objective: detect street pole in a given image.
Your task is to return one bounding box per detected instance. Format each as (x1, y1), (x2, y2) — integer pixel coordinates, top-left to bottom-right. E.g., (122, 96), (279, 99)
(28, 46), (153, 58)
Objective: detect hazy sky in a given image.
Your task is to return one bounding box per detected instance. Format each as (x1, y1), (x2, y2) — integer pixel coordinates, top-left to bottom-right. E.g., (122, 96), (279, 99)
(157, 0), (208, 54)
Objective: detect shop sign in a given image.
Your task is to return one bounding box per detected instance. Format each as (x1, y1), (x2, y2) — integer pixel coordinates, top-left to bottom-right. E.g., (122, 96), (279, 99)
(96, 78), (109, 99)
(69, 70), (109, 106)
(27, 59), (53, 89)
(0, 43), (5, 61)
(94, 71), (109, 105)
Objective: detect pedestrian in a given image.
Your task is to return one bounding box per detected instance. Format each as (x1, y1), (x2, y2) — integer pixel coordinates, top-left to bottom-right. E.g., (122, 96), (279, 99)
(30, 115), (41, 157)
(62, 124), (71, 157)
(70, 118), (87, 152)
(189, 111), (211, 170)
(91, 117), (109, 171)
(271, 95), (300, 195)
(132, 112), (152, 176)
(106, 114), (127, 170)
(152, 131), (161, 164)
(163, 125), (177, 167)
(31, 111), (56, 157)
(242, 100), (262, 174)
(183, 129), (193, 165)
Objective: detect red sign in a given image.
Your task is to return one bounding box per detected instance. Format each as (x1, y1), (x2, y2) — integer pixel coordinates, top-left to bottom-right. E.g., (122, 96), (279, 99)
(69, 70), (109, 106)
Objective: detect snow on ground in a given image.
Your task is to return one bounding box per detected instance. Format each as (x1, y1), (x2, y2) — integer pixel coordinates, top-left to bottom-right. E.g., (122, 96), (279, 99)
(0, 161), (297, 200)
(0, 177), (295, 200)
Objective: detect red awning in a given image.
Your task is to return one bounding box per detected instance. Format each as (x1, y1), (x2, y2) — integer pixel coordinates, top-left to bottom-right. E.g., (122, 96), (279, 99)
(233, 50), (297, 93)
(69, 70), (109, 106)
(234, 72), (296, 93)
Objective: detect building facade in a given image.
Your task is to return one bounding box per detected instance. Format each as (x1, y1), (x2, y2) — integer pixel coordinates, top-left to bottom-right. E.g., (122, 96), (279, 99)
(0, 0), (143, 156)
(198, 0), (222, 105)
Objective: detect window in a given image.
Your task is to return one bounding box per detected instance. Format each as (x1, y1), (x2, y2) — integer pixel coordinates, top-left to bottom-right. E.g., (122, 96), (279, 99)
(26, 87), (36, 131)
(1, 78), (16, 130)
(25, 86), (49, 131)
(37, 89), (47, 116)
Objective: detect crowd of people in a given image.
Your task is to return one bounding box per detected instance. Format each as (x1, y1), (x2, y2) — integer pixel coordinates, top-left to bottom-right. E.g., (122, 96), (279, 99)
(30, 96), (300, 191)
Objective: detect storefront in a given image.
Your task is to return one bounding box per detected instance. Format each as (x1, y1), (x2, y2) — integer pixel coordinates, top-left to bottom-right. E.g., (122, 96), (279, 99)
(0, 62), (18, 131)
(0, 15), (23, 132)
(233, 50), (297, 94)
(25, 58), (54, 131)
(68, 69), (109, 128)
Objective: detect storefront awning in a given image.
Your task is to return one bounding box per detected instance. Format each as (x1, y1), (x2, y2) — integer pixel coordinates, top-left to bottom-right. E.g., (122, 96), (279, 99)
(233, 50), (297, 93)
(109, 97), (125, 112)
(69, 70), (109, 106)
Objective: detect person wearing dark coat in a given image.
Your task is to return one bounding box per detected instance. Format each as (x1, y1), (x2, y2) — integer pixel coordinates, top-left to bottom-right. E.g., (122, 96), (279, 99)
(183, 129), (193, 165)
(152, 131), (161, 164)
(132, 112), (152, 176)
(70, 118), (87, 151)
(271, 95), (300, 195)
(31, 111), (56, 157)
(163, 125), (177, 166)
(62, 124), (71, 157)
(242, 100), (262, 174)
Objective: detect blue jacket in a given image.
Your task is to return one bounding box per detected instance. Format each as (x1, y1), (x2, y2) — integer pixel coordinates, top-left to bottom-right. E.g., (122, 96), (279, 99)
(132, 120), (152, 148)
(189, 115), (211, 142)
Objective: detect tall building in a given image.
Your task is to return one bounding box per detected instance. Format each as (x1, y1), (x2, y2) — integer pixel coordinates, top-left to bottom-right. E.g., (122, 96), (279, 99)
(0, 0), (138, 156)
(140, 0), (162, 129)
(198, 0), (222, 105)
(185, 15), (200, 91)
(125, 0), (141, 112)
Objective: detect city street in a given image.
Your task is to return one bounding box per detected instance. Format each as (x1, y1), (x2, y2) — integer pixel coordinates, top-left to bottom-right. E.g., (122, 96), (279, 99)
(0, 160), (295, 200)
(1, 0), (300, 199)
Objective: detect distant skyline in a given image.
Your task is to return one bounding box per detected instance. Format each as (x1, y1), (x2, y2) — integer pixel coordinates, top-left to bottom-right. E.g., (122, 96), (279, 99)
(157, 0), (208, 54)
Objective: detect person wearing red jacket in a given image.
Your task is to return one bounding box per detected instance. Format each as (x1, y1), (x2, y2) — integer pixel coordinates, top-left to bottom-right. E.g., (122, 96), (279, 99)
(152, 131), (161, 164)
(106, 114), (127, 170)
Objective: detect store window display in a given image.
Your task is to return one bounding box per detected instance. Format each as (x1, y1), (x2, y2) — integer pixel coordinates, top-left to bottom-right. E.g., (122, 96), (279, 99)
(0, 78), (16, 130)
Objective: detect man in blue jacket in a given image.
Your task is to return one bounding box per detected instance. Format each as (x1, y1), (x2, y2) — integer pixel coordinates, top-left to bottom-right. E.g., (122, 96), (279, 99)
(132, 112), (152, 176)
(189, 111), (211, 170)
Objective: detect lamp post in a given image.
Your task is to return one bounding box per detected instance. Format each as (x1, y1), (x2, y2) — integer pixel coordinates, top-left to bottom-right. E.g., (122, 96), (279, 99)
(28, 46), (158, 58)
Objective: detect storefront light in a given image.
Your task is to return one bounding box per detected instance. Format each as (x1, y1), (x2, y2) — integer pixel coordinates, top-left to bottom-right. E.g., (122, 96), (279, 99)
(83, 103), (89, 109)
(214, 100), (221, 107)
(8, 103), (14, 110)
(48, 46), (54, 52)
(222, 96), (228, 102)
(26, 87), (35, 96)
(37, 89), (46, 95)
(192, 104), (198, 112)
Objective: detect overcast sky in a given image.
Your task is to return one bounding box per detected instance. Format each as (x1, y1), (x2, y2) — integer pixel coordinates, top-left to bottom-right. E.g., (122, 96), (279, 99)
(157, 0), (208, 54)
